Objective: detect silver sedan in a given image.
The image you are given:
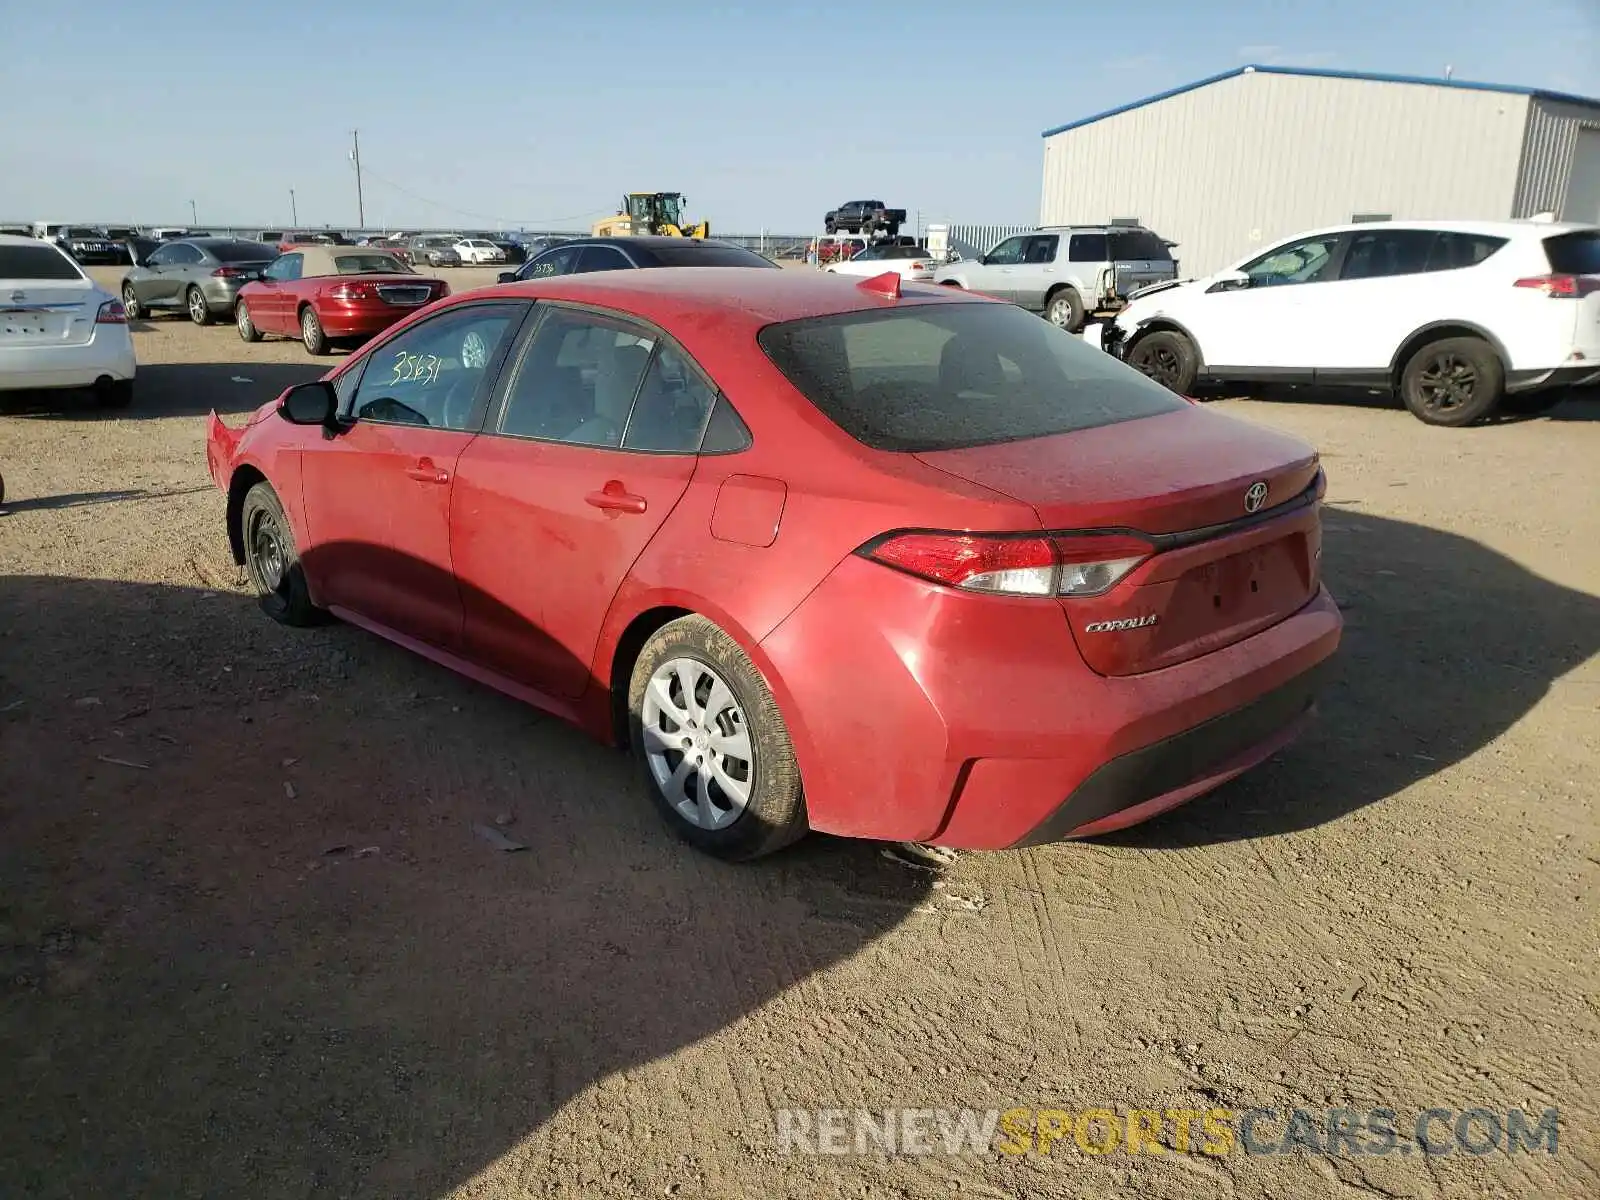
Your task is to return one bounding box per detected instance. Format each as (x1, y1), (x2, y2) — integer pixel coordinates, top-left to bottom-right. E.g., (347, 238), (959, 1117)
(119, 238), (279, 325)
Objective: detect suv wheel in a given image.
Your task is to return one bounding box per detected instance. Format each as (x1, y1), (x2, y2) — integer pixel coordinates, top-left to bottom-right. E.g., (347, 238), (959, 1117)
(1045, 288), (1086, 333)
(1399, 337), (1503, 426)
(1127, 330), (1199, 394)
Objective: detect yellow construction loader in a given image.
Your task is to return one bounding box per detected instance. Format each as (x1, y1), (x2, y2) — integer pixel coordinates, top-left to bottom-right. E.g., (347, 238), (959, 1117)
(592, 193), (709, 239)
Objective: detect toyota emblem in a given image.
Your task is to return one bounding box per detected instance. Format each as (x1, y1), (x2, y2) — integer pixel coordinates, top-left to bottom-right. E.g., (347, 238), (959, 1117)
(1244, 481), (1269, 513)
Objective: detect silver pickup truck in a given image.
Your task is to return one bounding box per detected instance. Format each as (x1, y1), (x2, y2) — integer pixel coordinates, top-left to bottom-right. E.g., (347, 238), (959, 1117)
(933, 224), (1177, 332)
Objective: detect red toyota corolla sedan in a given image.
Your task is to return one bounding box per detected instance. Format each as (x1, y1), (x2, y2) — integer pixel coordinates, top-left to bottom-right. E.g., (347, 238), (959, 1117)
(205, 268), (1341, 860)
(233, 245), (448, 355)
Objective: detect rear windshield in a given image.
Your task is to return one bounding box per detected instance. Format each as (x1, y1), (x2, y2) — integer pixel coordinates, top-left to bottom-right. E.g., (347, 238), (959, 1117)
(646, 244), (778, 268)
(334, 254), (410, 274)
(758, 301), (1187, 452)
(1544, 231), (1600, 275)
(1110, 230), (1173, 261)
(0, 244), (85, 280)
(212, 241), (277, 263)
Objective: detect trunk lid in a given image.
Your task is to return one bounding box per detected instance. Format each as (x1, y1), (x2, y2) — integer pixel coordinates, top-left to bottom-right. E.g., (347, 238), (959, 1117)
(0, 280), (100, 347)
(914, 406), (1324, 675)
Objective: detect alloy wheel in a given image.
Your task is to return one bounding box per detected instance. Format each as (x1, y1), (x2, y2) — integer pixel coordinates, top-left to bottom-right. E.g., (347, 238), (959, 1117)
(1416, 352), (1478, 416)
(188, 289), (207, 323)
(1135, 344), (1182, 388)
(237, 303), (252, 337)
(639, 657), (754, 830)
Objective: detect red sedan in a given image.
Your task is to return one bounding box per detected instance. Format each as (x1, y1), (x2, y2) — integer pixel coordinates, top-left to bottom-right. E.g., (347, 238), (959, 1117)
(233, 246), (448, 355)
(205, 268), (1341, 860)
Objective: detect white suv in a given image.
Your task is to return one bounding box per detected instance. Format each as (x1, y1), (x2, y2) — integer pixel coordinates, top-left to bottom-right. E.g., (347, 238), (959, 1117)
(1099, 220), (1600, 426)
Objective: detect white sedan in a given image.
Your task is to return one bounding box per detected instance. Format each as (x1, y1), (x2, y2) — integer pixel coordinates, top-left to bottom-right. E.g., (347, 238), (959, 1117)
(824, 243), (936, 282)
(453, 238), (507, 265)
(1, 234), (135, 407)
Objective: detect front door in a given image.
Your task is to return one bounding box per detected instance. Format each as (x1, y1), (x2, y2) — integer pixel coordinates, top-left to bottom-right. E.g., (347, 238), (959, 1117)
(452, 305), (707, 698)
(296, 301), (528, 649)
(1192, 232), (1349, 372)
(970, 234), (1028, 303)
(253, 252), (304, 333)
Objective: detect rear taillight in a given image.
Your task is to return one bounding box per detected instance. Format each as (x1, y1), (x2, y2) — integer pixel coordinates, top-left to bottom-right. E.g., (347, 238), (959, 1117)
(95, 299), (127, 324)
(1513, 273), (1600, 298)
(211, 266), (248, 278)
(327, 283), (374, 301)
(861, 531), (1153, 597)
(909, 261), (926, 270)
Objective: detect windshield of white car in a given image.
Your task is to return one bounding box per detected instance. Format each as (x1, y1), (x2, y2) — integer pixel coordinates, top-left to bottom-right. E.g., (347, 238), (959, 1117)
(0, 244), (86, 280)
(759, 300), (1187, 452)
(1544, 231), (1600, 275)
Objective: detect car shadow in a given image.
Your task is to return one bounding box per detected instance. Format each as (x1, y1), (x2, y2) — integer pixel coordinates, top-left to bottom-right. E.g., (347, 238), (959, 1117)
(1101, 507), (1600, 848)
(0, 485), (213, 515)
(0, 572), (933, 1199)
(1199, 381), (1599, 421)
(0, 362), (327, 420)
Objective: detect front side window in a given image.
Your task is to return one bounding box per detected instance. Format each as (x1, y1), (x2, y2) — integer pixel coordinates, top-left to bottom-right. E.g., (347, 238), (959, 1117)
(146, 244), (179, 268)
(264, 253), (303, 281)
(521, 244), (583, 279)
(169, 243), (204, 265)
(1339, 229), (1436, 280)
(348, 303), (521, 430)
(498, 308), (657, 446)
(1241, 234), (1343, 286)
(1068, 233), (1109, 262)
(758, 300), (1186, 453)
(984, 236), (1026, 266)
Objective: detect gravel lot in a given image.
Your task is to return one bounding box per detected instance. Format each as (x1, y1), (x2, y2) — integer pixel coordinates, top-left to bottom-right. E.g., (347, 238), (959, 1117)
(1, 265), (1596, 1199)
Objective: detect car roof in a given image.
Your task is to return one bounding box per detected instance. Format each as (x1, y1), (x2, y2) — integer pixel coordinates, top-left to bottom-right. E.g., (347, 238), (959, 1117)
(293, 245), (409, 276)
(480, 264), (985, 328)
(1298, 218), (1599, 239)
(558, 236), (746, 250)
(0, 233), (69, 247)
(185, 237), (272, 249)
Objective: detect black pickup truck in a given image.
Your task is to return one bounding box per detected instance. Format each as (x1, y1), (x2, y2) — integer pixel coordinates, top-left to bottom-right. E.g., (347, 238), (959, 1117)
(823, 200), (908, 236)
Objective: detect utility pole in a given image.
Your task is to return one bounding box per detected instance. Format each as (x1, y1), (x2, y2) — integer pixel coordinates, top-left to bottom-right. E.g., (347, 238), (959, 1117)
(350, 130), (365, 229)
(189, 199), (197, 226)
(289, 188), (298, 226)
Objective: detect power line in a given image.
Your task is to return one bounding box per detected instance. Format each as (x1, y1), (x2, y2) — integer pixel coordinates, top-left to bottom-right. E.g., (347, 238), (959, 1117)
(356, 164), (611, 229)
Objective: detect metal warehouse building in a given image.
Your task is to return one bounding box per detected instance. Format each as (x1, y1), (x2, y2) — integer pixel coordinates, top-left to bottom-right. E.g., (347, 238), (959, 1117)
(1040, 65), (1600, 276)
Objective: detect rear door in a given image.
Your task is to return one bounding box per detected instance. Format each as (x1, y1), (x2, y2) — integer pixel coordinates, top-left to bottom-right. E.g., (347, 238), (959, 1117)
(297, 301), (528, 648)
(0, 242), (100, 347)
(451, 305), (707, 697)
(1311, 228), (1456, 372)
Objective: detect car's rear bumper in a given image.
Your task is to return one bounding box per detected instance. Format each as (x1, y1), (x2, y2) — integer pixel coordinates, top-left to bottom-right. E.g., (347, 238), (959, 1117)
(1507, 362), (1600, 391)
(316, 302), (425, 338)
(760, 555), (1341, 849)
(0, 329), (137, 391)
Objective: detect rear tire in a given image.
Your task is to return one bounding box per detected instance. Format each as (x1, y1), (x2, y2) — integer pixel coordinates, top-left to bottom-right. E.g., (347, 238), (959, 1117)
(1399, 336), (1503, 426)
(1127, 329), (1199, 395)
(627, 615), (807, 861)
(240, 482), (323, 626)
(299, 306), (328, 355)
(1045, 287), (1086, 333)
(186, 286), (213, 326)
(236, 299), (262, 342)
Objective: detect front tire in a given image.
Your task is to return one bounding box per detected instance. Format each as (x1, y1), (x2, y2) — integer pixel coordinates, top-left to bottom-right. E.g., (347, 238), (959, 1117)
(240, 482), (322, 626)
(120, 283), (144, 321)
(186, 286), (214, 326)
(236, 299), (262, 342)
(628, 615), (807, 861)
(299, 306), (328, 355)
(1400, 337), (1503, 426)
(1045, 287), (1086, 333)
(1127, 329), (1199, 394)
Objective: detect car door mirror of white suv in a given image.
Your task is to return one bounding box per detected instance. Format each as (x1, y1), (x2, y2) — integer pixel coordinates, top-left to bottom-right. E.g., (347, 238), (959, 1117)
(1207, 270), (1252, 294)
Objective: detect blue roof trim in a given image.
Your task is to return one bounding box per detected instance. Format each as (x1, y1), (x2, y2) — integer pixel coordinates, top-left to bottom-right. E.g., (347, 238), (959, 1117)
(1041, 64), (1600, 138)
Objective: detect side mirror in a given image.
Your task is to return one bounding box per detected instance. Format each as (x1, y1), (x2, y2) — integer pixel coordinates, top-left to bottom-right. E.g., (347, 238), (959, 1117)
(278, 380), (339, 428)
(497, 271), (517, 284)
(1209, 269), (1251, 293)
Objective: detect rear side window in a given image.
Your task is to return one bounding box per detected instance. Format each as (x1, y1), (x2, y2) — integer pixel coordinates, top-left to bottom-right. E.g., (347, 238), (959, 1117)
(758, 301), (1187, 453)
(1544, 231), (1600, 275)
(1022, 235), (1059, 264)
(1109, 230), (1173, 261)
(213, 241), (278, 263)
(1340, 230), (1436, 279)
(1425, 232), (1507, 271)
(0, 244), (85, 280)
(644, 244), (778, 268)
(1068, 233), (1108, 262)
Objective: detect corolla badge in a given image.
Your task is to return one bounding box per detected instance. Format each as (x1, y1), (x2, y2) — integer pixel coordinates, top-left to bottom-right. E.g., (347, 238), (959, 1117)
(1083, 615), (1159, 633)
(1244, 480), (1269, 513)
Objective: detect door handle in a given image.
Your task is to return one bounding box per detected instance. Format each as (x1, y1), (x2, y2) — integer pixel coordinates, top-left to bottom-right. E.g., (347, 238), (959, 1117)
(585, 480), (647, 514)
(404, 457), (450, 484)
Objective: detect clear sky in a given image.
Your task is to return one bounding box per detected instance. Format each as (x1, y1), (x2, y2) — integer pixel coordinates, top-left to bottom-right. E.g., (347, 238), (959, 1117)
(2, 0), (1595, 234)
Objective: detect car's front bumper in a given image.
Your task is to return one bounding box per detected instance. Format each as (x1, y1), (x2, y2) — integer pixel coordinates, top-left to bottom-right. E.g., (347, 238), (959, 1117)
(0, 325), (137, 391)
(759, 553), (1342, 849)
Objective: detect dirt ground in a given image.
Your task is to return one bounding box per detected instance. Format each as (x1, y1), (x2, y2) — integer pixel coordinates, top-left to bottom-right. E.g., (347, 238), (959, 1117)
(1, 265), (1596, 1199)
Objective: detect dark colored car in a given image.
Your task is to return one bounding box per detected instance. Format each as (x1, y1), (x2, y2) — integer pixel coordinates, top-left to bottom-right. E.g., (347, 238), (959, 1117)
(463, 231), (527, 264)
(54, 226), (126, 265)
(405, 235), (463, 267)
(204, 268), (1339, 860)
(823, 200), (908, 236)
(120, 238), (281, 324)
(233, 245), (449, 354)
(499, 236), (777, 284)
